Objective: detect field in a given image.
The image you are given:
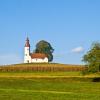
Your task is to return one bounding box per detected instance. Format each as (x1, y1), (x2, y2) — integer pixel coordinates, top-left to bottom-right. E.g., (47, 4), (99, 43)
(0, 63), (85, 72)
(0, 63), (100, 100)
(0, 77), (100, 100)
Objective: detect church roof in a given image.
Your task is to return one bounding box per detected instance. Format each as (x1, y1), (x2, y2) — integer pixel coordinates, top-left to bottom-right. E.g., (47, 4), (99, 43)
(30, 53), (47, 59)
(25, 37), (30, 47)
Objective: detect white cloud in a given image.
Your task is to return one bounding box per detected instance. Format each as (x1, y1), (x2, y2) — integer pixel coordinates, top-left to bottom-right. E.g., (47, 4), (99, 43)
(71, 46), (84, 53)
(0, 54), (22, 65)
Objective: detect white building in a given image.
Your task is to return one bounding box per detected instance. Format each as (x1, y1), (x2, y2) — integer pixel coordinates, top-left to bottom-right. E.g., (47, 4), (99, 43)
(24, 37), (48, 63)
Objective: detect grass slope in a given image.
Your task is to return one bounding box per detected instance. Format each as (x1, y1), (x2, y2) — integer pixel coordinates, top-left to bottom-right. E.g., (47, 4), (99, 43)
(0, 63), (99, 100)
(0, 78), (100, 100)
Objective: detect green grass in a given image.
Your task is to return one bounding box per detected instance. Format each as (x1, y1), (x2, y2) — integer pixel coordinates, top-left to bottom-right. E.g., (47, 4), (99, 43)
(0, 77), (100, 100)
(0, 63), (99, 100)
(0, 71), (81, 77)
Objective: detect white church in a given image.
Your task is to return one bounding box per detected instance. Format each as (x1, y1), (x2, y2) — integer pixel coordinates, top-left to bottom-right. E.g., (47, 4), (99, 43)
(24, 37), (48, 63)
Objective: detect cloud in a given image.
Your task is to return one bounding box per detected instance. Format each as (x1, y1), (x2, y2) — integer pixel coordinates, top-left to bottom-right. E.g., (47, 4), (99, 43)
(0, 54), (22, 65)
(71, 46), (84, 53)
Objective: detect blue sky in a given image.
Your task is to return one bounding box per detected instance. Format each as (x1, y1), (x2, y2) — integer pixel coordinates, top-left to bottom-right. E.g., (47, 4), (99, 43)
(0, 0), (100, 65)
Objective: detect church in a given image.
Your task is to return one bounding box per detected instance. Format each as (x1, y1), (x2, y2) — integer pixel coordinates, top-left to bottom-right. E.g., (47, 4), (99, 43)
(24, 37), (48, 63)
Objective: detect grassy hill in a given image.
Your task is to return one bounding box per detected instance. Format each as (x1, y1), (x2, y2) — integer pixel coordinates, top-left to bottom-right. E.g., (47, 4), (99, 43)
(0, 63), (100, 100)
(0, 76), (100, 100)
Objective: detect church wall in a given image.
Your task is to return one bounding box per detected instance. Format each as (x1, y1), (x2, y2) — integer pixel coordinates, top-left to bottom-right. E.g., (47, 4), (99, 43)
(24, 55), (31, 63)
(31, 57), (48, 63)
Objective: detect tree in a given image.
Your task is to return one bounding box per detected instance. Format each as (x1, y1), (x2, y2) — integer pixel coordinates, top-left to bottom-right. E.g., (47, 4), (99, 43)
(82, 42), (100, 73)
(34, 40), (54, 62)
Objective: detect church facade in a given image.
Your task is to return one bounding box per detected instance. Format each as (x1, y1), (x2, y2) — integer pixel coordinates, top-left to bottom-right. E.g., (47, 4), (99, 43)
(24, 37), (48, 63)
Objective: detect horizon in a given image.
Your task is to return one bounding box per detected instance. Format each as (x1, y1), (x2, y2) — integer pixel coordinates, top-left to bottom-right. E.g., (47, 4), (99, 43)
(0, 0), (100, 65)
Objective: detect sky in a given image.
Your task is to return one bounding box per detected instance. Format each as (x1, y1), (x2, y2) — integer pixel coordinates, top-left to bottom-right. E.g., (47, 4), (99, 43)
(0, 0), (100, 65)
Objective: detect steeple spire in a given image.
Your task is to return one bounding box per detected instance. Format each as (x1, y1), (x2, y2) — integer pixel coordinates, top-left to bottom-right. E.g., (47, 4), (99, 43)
(25, 37), (30, 47)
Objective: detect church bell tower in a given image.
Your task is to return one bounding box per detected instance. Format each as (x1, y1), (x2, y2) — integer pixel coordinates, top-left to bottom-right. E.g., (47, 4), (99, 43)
(24, 37), (31, 63)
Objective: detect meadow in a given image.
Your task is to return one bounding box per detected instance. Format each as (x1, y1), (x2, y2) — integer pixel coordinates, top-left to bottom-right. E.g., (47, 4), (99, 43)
(0, 63), (100, 100)
(0, 77), (100, 100)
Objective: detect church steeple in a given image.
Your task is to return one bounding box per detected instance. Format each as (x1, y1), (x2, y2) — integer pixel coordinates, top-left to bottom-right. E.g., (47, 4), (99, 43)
(25, 37), (30, 47)
(24, 37), (31, 63)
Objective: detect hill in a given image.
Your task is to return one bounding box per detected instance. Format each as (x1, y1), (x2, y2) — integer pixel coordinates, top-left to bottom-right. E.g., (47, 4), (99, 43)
(0, 63), (100, 100)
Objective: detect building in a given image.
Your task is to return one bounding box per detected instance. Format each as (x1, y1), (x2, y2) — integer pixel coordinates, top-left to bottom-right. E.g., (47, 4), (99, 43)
(24, 37), (48, 63)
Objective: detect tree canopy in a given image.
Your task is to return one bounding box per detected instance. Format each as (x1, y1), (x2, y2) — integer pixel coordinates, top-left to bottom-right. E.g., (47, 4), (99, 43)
(82, 42), (100, 73)
(34, 40), (54, 62)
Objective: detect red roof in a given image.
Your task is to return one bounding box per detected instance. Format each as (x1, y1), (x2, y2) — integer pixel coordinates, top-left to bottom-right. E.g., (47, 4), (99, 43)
(30, 53), (47, 59)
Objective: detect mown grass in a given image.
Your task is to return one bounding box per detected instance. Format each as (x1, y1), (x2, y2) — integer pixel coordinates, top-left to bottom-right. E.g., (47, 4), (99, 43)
(0, 77), (100, 100)
(0, 63), (99, 100)
(0, 71), (81, 77)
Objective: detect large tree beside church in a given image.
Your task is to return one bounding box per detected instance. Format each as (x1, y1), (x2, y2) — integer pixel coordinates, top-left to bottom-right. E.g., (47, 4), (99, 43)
(82, 42), (100, 73)
(34, 40), (54, 62)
